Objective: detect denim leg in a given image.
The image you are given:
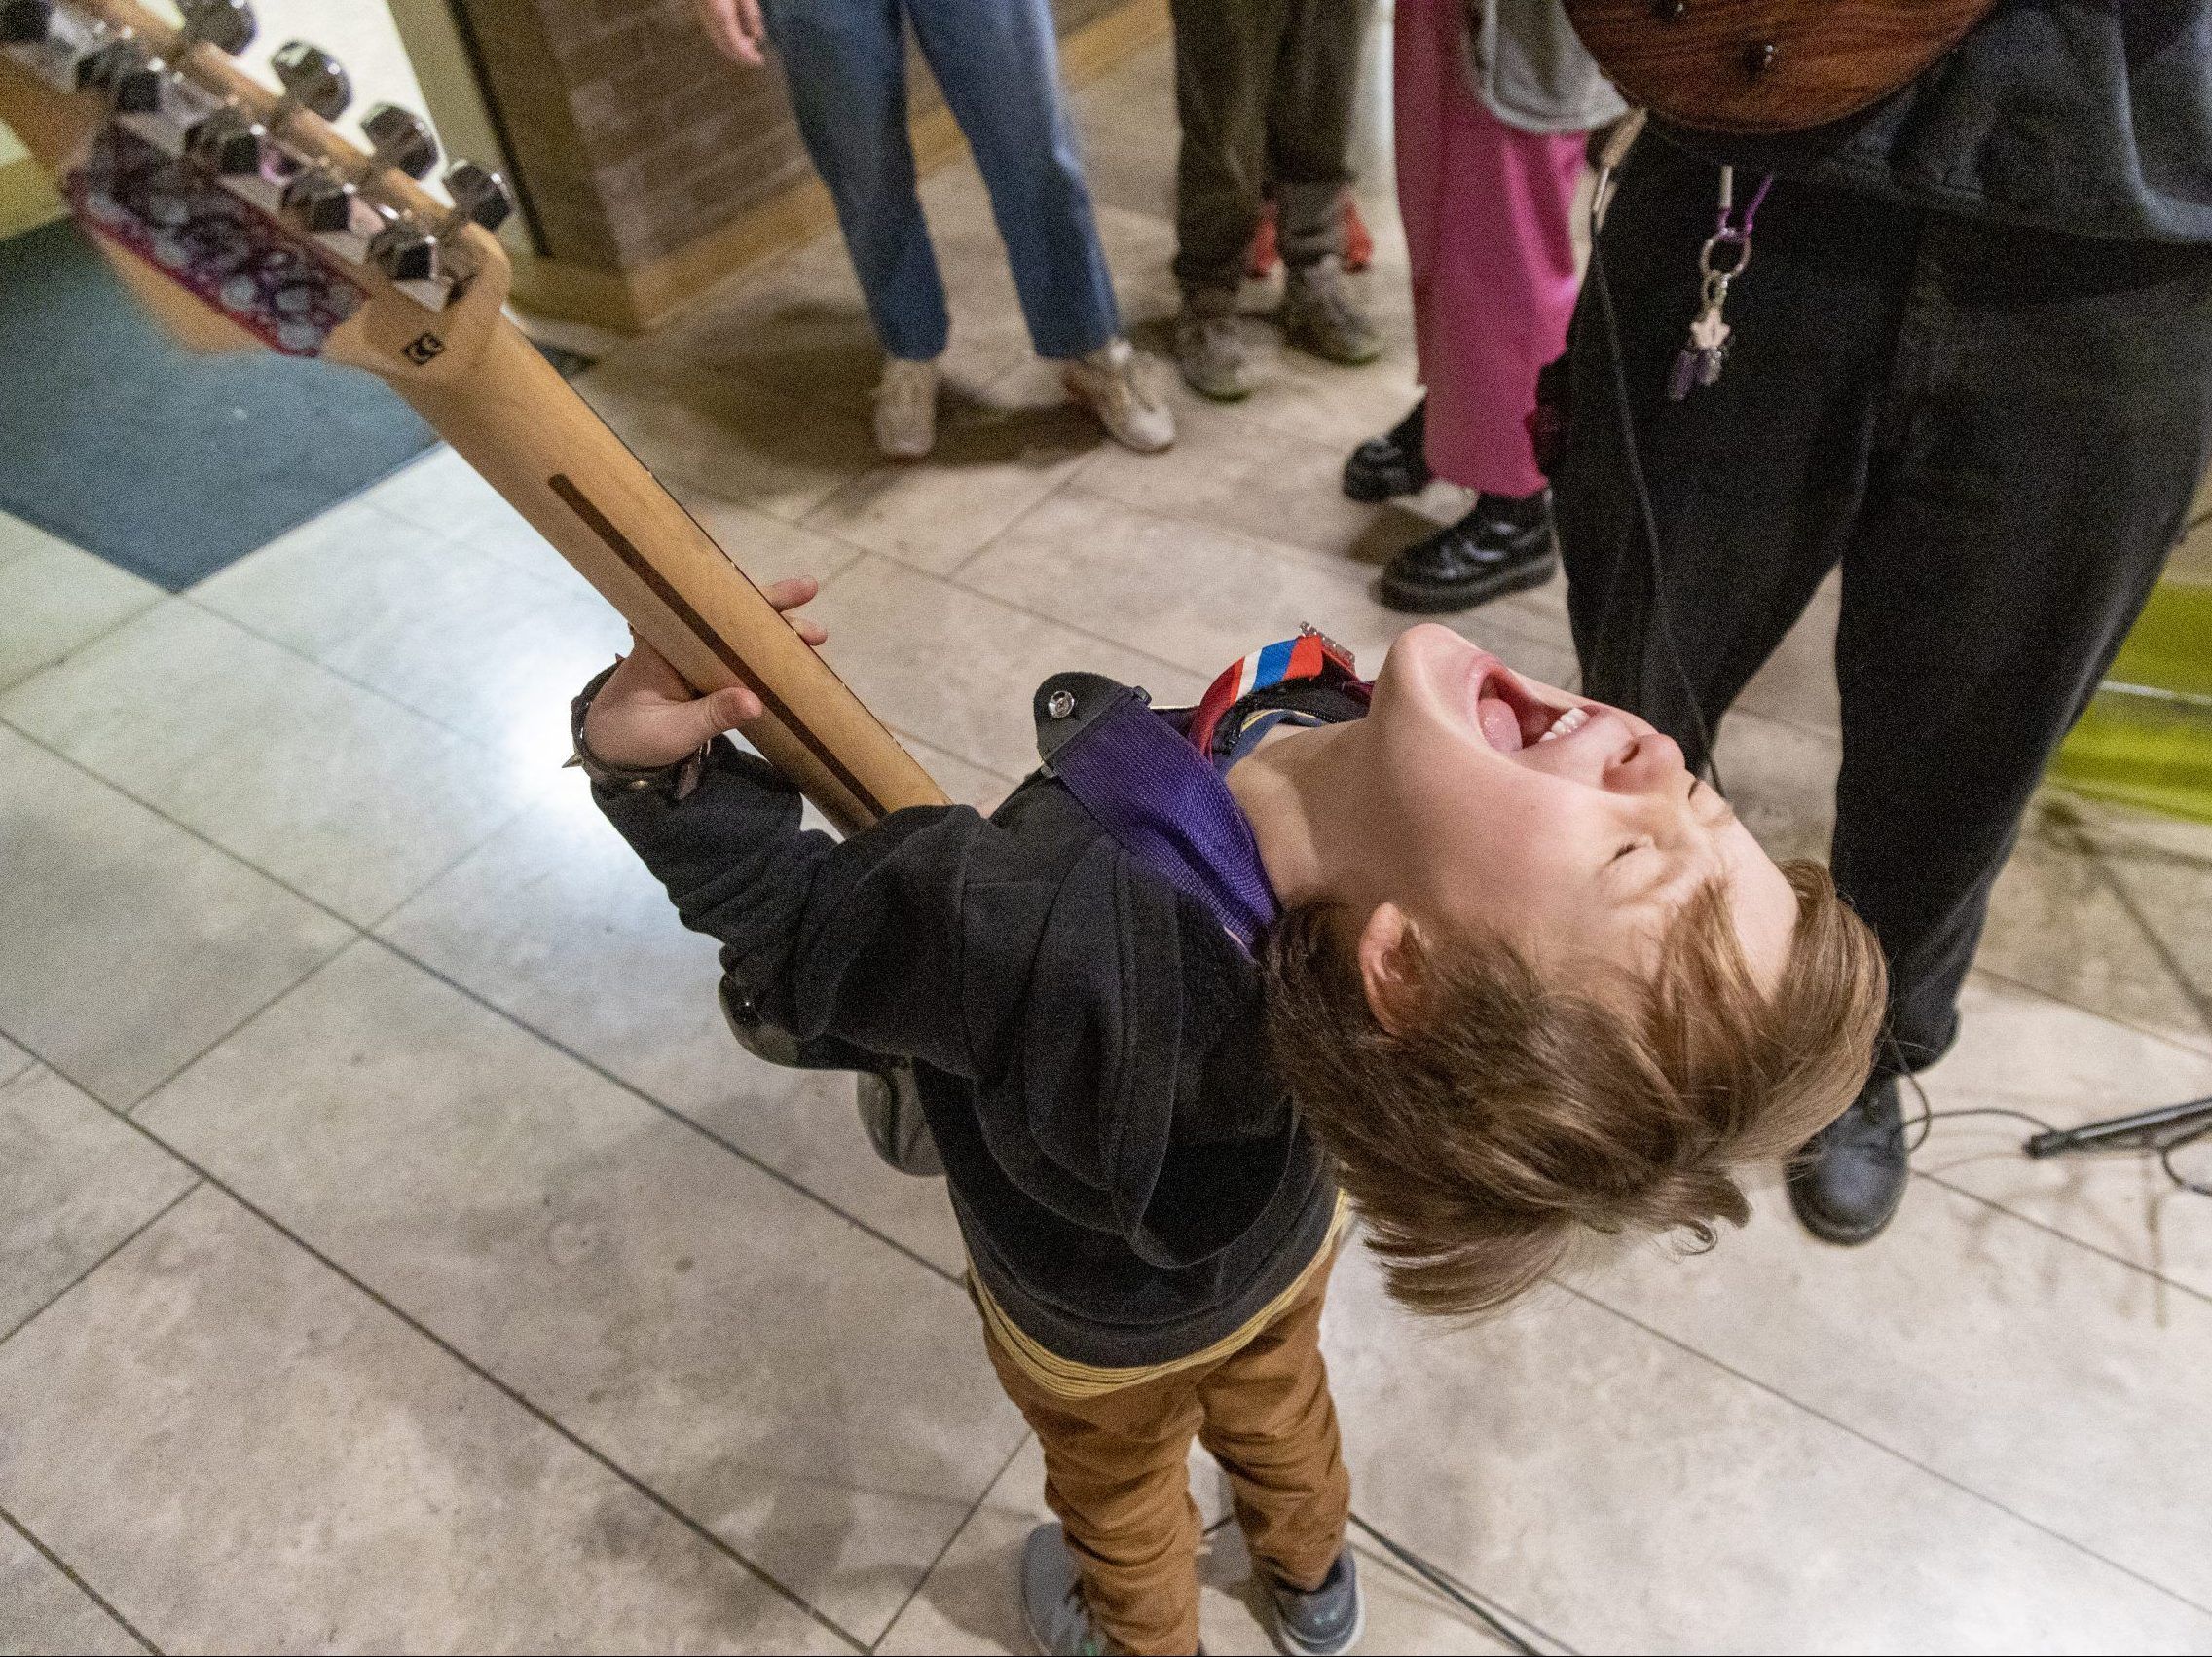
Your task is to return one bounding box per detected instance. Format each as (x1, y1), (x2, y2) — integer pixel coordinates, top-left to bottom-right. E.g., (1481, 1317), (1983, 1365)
(908, 0), (1120, 357)
(762, 0), (948, 360)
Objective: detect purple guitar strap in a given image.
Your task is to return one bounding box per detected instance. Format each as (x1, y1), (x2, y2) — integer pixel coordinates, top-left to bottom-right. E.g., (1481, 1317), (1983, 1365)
(1049, 689), (1282, 955)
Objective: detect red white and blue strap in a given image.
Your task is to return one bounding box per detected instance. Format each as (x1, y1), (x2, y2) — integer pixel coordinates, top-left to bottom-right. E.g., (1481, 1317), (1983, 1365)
(1187, 627), (1360, 755)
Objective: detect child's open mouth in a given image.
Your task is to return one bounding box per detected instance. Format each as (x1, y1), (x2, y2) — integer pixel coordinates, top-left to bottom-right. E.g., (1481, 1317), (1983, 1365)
(1468, 654), (1588, 753)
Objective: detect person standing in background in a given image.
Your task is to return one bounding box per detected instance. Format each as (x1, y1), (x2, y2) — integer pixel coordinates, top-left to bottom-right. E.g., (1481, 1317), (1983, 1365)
(1554, 2), (2212, 1245)
(692, 0), (1175, 460)
(1168, 0), (1382, 400)
(1353, 0), (1623, 614)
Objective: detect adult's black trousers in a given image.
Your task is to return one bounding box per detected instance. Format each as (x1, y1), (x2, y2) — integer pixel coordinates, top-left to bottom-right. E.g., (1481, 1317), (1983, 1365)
(1556, 137), (2212, 1072)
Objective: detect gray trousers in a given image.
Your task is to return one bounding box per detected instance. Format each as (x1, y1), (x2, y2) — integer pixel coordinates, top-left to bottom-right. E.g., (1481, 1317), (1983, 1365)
(1167, 0), (1369, 300)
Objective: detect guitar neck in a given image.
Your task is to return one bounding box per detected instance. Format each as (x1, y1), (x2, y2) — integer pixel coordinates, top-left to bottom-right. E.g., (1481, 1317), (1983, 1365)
(0, 0), (946, 837)
(394, 323), (949, 833)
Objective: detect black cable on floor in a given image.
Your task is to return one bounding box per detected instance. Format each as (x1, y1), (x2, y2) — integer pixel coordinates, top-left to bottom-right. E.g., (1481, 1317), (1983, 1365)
(1346, 1511), (1544, 1654)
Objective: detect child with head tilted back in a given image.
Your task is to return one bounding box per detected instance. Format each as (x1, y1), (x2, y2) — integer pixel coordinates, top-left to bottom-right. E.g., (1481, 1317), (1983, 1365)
(574, 587), (1886, 1657)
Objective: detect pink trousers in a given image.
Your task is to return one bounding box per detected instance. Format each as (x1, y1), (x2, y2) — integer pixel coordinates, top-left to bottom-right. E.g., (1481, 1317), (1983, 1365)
(1394, 0), (1587, 497)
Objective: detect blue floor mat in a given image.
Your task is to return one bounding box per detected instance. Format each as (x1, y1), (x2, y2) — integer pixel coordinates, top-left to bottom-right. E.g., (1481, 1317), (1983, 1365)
(0, 216), (438, 592)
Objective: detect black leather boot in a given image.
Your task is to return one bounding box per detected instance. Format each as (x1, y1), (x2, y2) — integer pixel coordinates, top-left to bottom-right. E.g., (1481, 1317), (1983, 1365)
(1379, 490), (1555, 614)
(1343, 399), (1430, 502)
(1787, 1077), (1910, 1244)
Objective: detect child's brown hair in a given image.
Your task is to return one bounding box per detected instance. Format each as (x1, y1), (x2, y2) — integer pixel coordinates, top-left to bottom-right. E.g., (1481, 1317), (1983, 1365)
(1264, 860), (1887, 1317)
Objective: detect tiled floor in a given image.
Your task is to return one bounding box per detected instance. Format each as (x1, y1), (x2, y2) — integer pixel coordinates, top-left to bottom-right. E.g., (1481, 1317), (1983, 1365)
(7, 30), (2212, 1657)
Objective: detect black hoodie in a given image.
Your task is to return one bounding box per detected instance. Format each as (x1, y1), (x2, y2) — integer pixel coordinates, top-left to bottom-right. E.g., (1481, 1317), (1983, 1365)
(591, 675), (1345, 1368)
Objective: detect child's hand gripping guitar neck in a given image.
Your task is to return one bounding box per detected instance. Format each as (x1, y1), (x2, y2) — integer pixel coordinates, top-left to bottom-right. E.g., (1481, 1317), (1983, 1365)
(0, 0), (945, 834)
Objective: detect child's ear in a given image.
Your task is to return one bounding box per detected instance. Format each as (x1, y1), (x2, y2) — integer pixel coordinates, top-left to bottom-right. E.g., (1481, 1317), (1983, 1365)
(1355, 902), (1418, 1036)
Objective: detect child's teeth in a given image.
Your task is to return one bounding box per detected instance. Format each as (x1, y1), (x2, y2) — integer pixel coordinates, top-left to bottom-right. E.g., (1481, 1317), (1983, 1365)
(1537, 707), (1589, 744)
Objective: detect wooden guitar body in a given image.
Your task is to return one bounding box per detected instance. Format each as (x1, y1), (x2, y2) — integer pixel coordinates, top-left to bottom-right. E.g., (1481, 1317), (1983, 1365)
(1, 0), (947, 834)
(1563, 0), (2000, 133)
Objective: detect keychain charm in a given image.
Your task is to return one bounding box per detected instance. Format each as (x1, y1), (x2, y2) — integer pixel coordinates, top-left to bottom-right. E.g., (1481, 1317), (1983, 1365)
(1667, 166), (1770, 403)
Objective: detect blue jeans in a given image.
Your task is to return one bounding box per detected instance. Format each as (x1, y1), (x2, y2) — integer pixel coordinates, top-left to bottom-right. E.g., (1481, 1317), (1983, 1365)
(762, 0), (1123, 362)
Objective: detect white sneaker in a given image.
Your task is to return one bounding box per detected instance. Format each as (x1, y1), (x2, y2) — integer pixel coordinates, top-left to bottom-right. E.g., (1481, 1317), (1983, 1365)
(1063, 337), (1176, 454)
(873, 356), (939, 459)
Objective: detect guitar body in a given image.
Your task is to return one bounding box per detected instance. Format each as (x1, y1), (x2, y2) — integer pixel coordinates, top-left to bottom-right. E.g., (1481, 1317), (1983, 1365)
(1563, 0), (2000, 133)
(1, 0), (947, 835)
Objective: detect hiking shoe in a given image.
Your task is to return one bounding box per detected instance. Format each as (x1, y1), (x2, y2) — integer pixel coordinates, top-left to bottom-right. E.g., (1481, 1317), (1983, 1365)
(1175, 303), (1256, 402)
(1379, 491), (1555, 614)
(873, 356), (939, 459)
(1344, 398), (1430, 502)
(1280, 256), (1381, 366)
(1265, 1548), (1365, 1657)
(1020, 1524), (1111, 1656)
(1064, 337), (1176, 454)
(1788, 1077), (1910, 1245)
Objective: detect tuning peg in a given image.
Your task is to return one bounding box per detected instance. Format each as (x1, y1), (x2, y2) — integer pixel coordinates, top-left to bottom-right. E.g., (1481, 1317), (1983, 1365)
(282, 166), (355, 234)
(187, 105), (264, 174)
(435, 160), (513, 238)
(175, 0), (254, 55)
(0, 2), (54, 45)
(86, 36), (162, 110)
(358, 102), (438, 185)
(368, 222), (437, 282)
(267, 39), (349, 126)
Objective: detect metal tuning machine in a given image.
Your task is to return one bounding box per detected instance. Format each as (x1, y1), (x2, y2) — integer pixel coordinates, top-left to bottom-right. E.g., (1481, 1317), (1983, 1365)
(1, 1), (119, 94)
(367, 158), (511, 310)
(219, 38), (346, 212)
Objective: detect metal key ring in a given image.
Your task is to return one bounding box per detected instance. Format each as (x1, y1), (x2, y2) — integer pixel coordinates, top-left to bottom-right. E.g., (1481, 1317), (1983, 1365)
(1699, 229), (1752, 280)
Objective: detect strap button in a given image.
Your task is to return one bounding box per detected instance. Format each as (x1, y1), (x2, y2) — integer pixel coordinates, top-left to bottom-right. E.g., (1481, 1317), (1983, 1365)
(1046, 689), (1077, 719)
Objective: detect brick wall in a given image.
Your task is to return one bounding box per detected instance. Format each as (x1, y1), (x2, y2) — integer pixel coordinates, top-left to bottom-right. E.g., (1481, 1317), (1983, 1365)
(456, 0), (1124, 275)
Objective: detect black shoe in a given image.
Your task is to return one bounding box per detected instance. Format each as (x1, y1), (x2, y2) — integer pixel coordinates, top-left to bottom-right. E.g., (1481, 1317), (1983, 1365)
(1378, 491), (1555, 614)
(1787, 1077), (1909, 1245)
(1343, 399), (1429, 502)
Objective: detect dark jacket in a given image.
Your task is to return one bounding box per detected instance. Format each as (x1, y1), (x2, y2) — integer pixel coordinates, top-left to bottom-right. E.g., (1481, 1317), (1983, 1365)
(592, 678), (1342, 1369)
(1680, 0), (2212, 243)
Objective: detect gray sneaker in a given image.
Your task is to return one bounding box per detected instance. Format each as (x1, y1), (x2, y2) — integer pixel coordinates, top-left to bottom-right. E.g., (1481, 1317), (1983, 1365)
(1264, 1548), (1365, 1656)
(1020, 1523), (1112, 1656)
(1280, 256), (1381, 367)
(1175, 304), (1255, 402)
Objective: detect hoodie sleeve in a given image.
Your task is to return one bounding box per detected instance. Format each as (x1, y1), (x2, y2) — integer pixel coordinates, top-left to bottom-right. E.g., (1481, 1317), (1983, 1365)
(591, 735), (1004, 1081)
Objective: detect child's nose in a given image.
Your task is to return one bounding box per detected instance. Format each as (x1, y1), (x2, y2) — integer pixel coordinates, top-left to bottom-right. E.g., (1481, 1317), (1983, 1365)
(1608, 730), (1687, 791)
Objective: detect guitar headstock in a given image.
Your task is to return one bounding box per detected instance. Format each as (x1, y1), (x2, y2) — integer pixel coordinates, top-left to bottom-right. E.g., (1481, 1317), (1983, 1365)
(0, 0), (513, 381)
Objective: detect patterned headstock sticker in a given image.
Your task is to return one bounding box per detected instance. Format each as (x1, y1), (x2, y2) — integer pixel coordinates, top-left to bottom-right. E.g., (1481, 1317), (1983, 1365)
(65, 126), (367, 357)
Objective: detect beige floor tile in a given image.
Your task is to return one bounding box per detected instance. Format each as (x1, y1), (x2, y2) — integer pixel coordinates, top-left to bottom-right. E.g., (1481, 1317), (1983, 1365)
(576, 350), (880, 525)
(377, 784), (968, 1276)
(194, 497), (629, 778)
(0, 1063), (196, 1337)
(875, 1438), (1255, 1657)
(1916, 975), (2212, 1300)
(1072, 403), (1391, 574)
(0, 1522), (142, 1656)
(1, 603), (527, 927)
(1591, 1172), (2212, 1613)
(1206, 313), (1422, 457)
(803, 400), (1100, 577)
(0, 535), (162, 692)
(1711, 707), (1839, 865)
(0, 726), (351, 1108)
(961, 491), (1565, 688)
(0, 1187), (849, 1654)
(0, 1032), (30, 1087)
(1733, 568), (1843, 733)
(649, 239), (1025, 417)
(1977, 795), (2212, 1058)
(360, 447), (593, 594)
(135, 943), (1027, 1642)
(0, 508), (56, 569)
(807, 556), (1204, 778)
(1323, 1240), (2212, 1653)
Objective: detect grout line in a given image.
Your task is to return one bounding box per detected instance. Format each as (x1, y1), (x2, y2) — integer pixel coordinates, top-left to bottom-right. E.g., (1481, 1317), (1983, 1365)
(360, 934), (967, 1290)
(89, 1168), (867, 1654)
(0, 1506), (164, 1656)
(1910, 1165), (2212, 1313)
(1558, 1280), (2212, 1622)
(1972, 965), (2212, 1065)
(0, 1179), (203, 1353)
(866, 1431), (1035, 1652)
